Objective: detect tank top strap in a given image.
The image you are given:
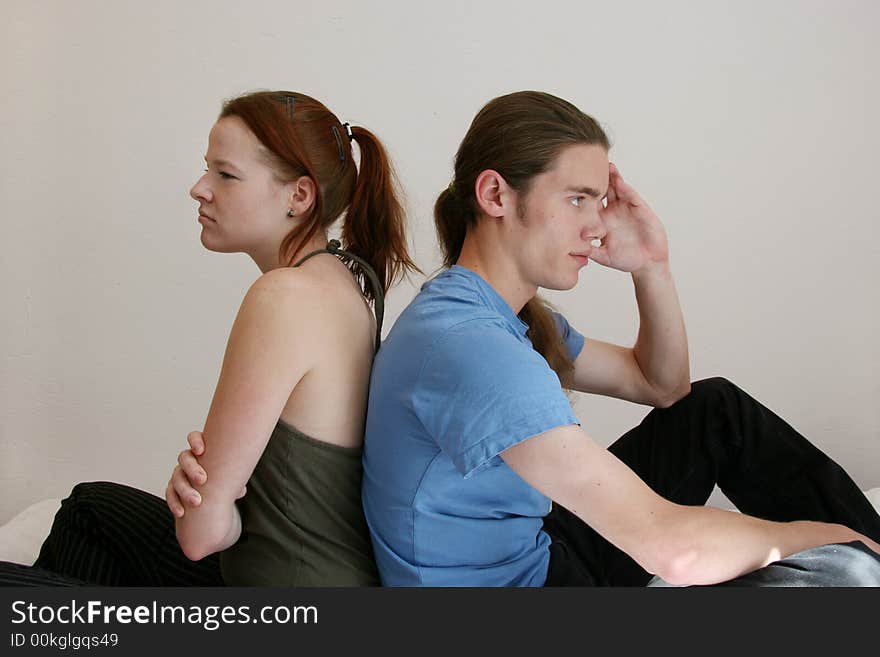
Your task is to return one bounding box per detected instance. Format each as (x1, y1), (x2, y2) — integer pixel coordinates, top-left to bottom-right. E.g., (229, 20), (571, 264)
(291, 240), (384, 353)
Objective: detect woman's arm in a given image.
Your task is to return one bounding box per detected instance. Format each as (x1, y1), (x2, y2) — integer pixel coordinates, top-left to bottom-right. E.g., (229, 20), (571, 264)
(174, 268), (316, 561)
(165, 431), (246, 518)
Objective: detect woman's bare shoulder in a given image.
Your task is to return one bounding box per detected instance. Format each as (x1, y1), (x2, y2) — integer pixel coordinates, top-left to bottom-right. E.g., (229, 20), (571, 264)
(240, 265), (362, 331)
(243, 267), (329, 310)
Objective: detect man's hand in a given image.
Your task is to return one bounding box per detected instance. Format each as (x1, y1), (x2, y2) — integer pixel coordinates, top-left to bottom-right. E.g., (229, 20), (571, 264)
(165, 431), (247, 518)
(848, 530), (880, 557)
(589, 163), (669, 274)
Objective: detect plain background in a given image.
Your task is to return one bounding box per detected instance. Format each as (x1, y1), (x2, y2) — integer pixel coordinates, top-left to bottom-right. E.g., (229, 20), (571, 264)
(2, 0), (877, 524)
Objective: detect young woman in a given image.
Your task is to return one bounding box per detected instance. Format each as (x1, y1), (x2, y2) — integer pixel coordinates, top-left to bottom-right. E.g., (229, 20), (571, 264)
(1, 90), (418, 586)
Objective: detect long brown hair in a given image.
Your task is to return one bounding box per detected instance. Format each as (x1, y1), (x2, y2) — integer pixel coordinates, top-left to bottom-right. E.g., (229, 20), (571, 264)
(434, 91), (609, 386)
(220, 91), (418, 301)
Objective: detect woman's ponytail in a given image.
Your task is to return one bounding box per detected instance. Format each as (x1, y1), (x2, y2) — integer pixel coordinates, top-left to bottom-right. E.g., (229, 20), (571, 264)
(343, 127), (419, 301)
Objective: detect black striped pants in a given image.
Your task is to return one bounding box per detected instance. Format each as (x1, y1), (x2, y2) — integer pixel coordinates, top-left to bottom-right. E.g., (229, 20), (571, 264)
(0, 481), (223, 586)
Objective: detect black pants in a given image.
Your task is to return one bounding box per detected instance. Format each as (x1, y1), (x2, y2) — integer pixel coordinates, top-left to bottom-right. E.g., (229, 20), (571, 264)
(0, 481), (223, 586)
(543, 377), (880, 586)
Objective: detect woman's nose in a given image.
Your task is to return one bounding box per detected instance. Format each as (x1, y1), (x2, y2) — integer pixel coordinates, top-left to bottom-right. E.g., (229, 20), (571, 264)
(190, 173), (211, 202)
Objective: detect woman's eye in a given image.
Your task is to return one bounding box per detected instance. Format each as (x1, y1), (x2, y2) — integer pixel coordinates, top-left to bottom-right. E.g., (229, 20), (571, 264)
(218, 171), (236, 180)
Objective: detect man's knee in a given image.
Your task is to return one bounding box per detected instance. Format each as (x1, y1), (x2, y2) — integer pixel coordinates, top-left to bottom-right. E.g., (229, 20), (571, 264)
(687, 377), (738, 398)
(667, 377), (740, 412)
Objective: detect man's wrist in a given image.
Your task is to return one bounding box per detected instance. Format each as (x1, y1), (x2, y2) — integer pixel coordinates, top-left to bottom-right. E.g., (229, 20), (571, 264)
(631, 259), (672, 283)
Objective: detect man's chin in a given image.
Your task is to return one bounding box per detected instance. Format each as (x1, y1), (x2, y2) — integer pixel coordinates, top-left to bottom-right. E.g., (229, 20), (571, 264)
(541, 276), (580, 292)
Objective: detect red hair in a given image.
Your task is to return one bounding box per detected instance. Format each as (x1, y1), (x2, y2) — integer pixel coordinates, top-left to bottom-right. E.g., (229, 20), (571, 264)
(220, 91), (418, 301)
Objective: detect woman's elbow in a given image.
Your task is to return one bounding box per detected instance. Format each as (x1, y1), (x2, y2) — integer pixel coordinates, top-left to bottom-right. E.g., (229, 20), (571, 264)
(181, 542), (215, 563)
(175, 514), (230, 562)
(176, 530), (217, 562)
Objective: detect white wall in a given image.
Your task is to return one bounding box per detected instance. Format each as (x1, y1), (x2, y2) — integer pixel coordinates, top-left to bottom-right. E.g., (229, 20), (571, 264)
(2, 0), (878, 523)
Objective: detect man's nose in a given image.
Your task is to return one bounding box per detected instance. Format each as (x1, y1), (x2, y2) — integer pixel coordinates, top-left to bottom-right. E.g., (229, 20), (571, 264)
(583, 210), (607, 242)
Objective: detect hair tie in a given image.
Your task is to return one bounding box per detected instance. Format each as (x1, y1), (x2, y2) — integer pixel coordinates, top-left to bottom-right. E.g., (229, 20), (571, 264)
(342, 122), (354, 141)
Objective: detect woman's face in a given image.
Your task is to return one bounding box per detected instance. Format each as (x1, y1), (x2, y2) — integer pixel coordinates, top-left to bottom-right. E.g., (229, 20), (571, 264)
(189, 116), (292, 260)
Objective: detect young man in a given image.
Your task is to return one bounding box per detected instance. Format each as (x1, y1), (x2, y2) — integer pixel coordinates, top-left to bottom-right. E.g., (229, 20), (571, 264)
(360, 90), (880, 587)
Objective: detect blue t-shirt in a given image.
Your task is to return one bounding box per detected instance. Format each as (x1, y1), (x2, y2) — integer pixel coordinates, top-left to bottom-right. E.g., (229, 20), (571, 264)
(362, 266), (585, 586)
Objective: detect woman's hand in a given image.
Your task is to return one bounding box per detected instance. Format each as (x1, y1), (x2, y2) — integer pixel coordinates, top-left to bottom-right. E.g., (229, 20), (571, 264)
(165, 431), (246, 518)
(589, 163), (670, 275)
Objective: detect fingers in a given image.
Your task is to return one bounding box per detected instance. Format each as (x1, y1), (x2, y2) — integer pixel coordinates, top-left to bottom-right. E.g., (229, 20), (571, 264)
(587, 243), (611, 268)
(606, 163), (619, 204)
(861, 534), (880, 556)
(187, 430), (206, 456)
(171, 463), (202, 508)
(165, 476), (184, 518)
(608, 163), (642, 206)
(178, 449), (207, 486)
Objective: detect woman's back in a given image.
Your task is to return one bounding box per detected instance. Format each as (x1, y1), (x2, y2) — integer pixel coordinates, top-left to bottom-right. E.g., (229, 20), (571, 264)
(219, 250), (381, 586)
(275, 254), (376, 449)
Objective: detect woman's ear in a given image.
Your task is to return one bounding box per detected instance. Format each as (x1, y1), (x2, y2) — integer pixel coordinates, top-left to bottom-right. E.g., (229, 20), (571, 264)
(474, 169), (513, 220)
(287, 175), (317, 217)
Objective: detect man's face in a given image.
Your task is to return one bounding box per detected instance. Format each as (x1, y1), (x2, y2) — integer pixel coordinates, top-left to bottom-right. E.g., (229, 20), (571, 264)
(508, 143), (609, 291)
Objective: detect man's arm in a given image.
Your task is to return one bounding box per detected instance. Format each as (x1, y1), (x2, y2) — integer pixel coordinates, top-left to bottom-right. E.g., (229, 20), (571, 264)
(501, 425), (880, 585)
(570, 261), (690, 407)
(569, 163), (689, 407)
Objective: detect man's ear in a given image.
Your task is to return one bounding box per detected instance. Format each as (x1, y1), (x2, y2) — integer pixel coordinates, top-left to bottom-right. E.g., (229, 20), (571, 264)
(474, 169), (513, 219)
(287, 175), (317, 217)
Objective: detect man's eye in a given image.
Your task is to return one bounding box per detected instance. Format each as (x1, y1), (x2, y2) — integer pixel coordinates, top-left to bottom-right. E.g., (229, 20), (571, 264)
(570, 196), (584, 207)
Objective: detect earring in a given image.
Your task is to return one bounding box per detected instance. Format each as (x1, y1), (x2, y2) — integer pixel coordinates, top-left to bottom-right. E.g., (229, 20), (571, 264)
(287, 210), (295, 218)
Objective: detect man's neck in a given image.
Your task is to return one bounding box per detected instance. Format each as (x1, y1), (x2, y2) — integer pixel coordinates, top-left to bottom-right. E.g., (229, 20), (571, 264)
(456, 231), (537, 315)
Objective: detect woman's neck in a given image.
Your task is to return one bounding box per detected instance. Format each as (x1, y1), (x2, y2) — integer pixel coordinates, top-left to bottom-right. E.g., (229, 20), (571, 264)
(252, 232), (329, 273)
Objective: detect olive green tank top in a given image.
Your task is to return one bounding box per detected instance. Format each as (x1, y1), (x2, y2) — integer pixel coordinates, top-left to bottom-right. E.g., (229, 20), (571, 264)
(219, 240), (382, 586)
